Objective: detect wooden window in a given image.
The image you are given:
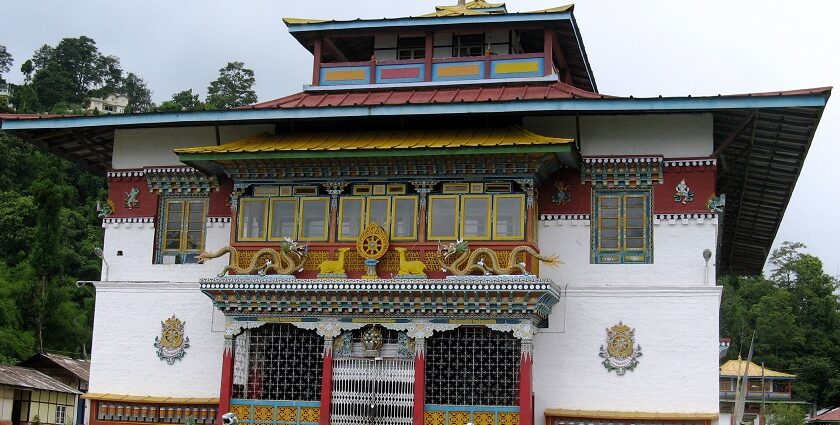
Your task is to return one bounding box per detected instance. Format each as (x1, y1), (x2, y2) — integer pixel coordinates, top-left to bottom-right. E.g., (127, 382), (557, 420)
(269, 198), (298, 240)
(453, 33), (485, 57)
(593, 190), (652, 264)
(161, 198), (208, 257)
(461, 195), (491, 240)
(493, 194), (525, 240)
(398, 36), (426, 60)
(366, 197), (391, 228)
(300, 198), (330, 241)
(238, 198), (268, 241)
(338, 197), (365, 241)
(55, 404), (66, 425)
(428, 195), (459, 240)
(392, 196), (418, 240)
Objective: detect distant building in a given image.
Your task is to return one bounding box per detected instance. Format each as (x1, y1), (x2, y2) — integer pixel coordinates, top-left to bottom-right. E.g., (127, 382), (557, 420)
(18, 353), (90, 425)
(719, 359), (800, 425)
(810, 407), (840, 425)
(0, 365), (81, 425)
(0, 84), (10, 108)
(87, 95), (128, 114)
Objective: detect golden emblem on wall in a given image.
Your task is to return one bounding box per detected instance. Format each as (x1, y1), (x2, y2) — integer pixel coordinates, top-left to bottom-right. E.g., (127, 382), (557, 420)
(362, 325), (384, 357)
(599, 321), (642, 375)
(154, 315), (190, 365)
(356, 222), (389, 279)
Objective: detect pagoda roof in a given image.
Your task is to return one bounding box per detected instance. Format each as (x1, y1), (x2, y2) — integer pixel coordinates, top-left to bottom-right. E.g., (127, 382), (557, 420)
(720, 359), (795, 378)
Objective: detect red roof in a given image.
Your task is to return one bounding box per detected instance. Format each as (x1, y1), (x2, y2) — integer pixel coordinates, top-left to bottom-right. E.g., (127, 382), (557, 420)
(246, 80), (607, 109)
(812, 408), (840, 423)
(0, 113), (78, 120)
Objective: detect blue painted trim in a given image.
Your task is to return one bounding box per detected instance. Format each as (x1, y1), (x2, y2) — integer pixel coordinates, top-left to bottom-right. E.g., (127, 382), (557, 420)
(569, 14), (597, 92)
(1, 94), (828, 130)
(490, 58), (544, 79)
(376, 63), (425, 84)
(304, 74), (557, 92)
(432, 61), (484, 81)
(286, 12), (573, 33)
(230, 399), (320, 407)
(319, 66), (370, 86)
(424, 404), (519, 412)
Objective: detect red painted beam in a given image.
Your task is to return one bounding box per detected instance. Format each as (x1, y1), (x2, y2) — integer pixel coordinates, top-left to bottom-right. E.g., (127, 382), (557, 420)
(312, 38), (323, 86)
(413, 347), (426, 425)
(424, 32), (433, 82)
(217, 340), (234, 424)
(519, 348), (534, 425)
(319, 348), (334, 425)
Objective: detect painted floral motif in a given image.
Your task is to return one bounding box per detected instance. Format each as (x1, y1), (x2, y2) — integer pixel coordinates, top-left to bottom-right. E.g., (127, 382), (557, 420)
(332, 331), (353, 357)
(125, 187), (140, 209)
(673, 178), (694, 204)
(154, 315), (190, 365)
(552, 180), (571, 205)
(599, 321), (642, 375)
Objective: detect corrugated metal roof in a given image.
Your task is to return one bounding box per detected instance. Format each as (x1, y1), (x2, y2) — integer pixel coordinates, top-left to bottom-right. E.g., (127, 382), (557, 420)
(247, 81), (604, 110)
(42, 353), (90, 382)
(720, 360), (795, 378)
(282, 3), (572, 24)
(175, 126), (572, 155)
(0, 365), (81, 393)
(811, 407), (840, 422)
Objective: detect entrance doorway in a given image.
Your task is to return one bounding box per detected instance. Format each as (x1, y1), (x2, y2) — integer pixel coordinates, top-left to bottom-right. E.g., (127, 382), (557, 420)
(331, 357), (414, 425)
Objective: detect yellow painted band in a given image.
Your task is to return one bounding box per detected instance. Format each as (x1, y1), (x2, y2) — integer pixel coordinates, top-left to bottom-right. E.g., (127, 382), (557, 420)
(495, 61), (539, 74)
(437, 64), (481, 77)
(324, 69), (366, 81)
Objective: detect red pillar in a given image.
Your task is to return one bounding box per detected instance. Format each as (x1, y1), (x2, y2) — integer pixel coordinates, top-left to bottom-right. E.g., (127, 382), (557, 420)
(218, 337), (234, 424)
(320, 342), (334, 425)
(413, 338), (426, 425)
(519, 340), (534, 425)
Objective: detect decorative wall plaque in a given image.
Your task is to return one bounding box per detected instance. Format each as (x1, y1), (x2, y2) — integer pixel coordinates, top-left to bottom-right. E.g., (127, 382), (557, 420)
(673, 178), (694, 204)
(125, 187), (140, 209)
(552, 180), (571, 205)
(154, 315), (190, 365)
(599, 321), (641, 375)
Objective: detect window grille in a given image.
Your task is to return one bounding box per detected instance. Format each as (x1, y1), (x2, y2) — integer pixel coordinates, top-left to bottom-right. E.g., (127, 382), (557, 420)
(231, 324), (323, 401)
(425, 327), (520, 406)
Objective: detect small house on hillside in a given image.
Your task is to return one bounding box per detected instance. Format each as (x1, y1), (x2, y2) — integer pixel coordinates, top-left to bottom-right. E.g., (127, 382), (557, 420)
(19, 353), (90, 425)
(719, 359), (798, 425)
(0, 365), (81, 425)
(810, 407), (840, 425)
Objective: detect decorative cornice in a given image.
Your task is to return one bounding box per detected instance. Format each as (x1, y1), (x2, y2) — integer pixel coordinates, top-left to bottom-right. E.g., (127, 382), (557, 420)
(207, 217), (231, 223)
(145, 166), (219, 195)
(200, 277), (562, 327)
(581, 156), (664, 187)
(102, 217), (155, 228)
(107, 170), (145, 178)
(540, 214), (590, 221)
(563, 285), (722, 298)
(664, 158), (716, 167)
(583, 156), (663, 164)
(654, 213), (718, 225)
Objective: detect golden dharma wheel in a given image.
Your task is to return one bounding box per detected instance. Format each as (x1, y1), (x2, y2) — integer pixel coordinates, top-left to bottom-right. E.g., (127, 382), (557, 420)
(356, 222), (389, 260)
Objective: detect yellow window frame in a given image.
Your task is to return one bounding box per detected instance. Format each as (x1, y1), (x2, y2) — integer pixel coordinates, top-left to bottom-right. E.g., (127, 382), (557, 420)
(162, 198), (208, 253)
(338, 196), (365, 241)
(460, 194), (492, 241)
(237, 198), (269, 241)
(267, 198), (299, 241)
(622, 194), (649, 251)
(299, 197), (330, 241)
(390, 196), (418, 241)
(492, 194), (526, 240)
(428, 195), (460, 240)
(366, 196), (391, 229)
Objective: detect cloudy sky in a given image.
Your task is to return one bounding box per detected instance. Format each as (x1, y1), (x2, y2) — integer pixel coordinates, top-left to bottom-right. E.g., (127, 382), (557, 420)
(3, 0), (839, 275)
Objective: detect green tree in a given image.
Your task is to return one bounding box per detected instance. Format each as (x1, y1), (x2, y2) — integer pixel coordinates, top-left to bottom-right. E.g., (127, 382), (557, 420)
(21, 59), (34, 83)
(121, 72), (153, 113)
(159, 89), (203, 111)
(765, 403), (806, 425)
(0, 44), (12, 82)
(205, 61), (257, 109)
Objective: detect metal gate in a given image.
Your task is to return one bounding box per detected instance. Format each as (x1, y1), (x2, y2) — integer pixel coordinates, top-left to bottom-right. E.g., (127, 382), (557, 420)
(331, 357), (414, 425)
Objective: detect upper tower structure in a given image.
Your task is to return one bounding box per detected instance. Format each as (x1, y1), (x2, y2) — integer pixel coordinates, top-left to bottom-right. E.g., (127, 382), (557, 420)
(284, 1), (596, 91)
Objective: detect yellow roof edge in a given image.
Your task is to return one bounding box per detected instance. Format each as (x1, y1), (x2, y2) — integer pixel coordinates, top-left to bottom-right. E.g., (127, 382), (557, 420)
(283, 17), (329, 26)
(528, 4), (575, 14)
(82, 393), (220, 404)
(545, 409), (719, 421)
(719, 359), (796, 378)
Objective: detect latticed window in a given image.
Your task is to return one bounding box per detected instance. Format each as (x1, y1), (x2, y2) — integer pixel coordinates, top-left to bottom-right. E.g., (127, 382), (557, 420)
(591, 189), (652, 264)
(232, 324), (324, 401)
(425, 327), (520, 406)
(156, 196), (207, 263)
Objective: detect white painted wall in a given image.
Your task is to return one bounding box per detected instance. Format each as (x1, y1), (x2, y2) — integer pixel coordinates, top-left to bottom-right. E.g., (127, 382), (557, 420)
(88, 281), (225, 398)
(538, 217), (718, 287)
(112, 124), (274, 169)
(0, 386), (13, 422)
(100, 220), (231, 282)
(524, 113), (714, 158)
(533, 285), (722, 424)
